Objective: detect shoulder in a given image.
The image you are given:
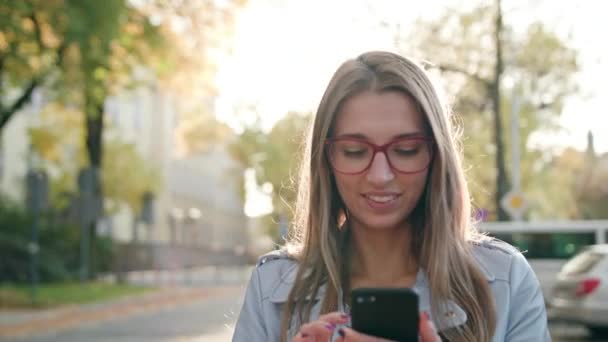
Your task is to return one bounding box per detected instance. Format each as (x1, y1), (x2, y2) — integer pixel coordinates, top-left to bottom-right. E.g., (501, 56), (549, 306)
(256, 248), (295, 266)
(469, 238), (533, 283)
(251, 249), (300, 302)
(235, 250), (300, 340)
(469, 239), (549, 339)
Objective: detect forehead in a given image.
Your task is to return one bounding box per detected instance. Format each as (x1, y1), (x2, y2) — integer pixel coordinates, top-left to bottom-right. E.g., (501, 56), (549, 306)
(333, 90), (427, 142)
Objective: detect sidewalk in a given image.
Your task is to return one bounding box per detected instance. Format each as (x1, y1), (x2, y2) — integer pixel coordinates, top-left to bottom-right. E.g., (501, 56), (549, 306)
(0, 285), (242, 339)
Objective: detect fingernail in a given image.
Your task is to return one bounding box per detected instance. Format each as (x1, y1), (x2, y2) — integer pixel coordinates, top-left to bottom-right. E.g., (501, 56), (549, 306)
(423, 311), (430, 320)
(325, 323), (336, 331)
(338, 328), (345, 337)
(301, 332), (309, 337)
(340, 313), (350, 319)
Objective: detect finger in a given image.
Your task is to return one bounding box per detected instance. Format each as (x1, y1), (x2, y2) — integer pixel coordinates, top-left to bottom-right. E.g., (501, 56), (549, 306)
(299, 320), (338, 340)
(419, 312), (440, 342)
(291, 332), (310, 342)
(337, 327), (394, 342)
(317, 311), (351, 325)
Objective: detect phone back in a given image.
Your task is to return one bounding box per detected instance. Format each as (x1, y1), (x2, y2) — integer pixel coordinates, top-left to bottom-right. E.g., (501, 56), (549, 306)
(350, 288), (419, 342)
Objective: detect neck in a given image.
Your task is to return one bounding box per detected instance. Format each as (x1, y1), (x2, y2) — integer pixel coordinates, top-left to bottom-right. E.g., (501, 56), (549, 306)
(349, 221), (418, 286)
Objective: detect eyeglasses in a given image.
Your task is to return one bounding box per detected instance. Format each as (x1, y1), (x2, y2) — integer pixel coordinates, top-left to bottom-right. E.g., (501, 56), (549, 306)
(325, 137), (434, 175)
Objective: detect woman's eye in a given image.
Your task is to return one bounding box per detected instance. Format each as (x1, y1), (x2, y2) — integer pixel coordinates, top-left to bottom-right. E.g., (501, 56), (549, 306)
(394, 148), (418, 156)
(343, 149), (367, 156)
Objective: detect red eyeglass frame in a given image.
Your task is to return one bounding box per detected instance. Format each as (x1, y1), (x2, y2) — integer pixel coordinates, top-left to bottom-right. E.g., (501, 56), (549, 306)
(324, 136), (435, 175)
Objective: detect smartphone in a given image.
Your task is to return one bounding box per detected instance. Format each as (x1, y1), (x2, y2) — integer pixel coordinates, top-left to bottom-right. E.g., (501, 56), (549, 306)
(350, 287), (419, 342)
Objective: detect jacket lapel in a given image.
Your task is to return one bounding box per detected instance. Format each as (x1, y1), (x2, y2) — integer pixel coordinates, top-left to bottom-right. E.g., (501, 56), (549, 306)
(413, 268), (468, 332)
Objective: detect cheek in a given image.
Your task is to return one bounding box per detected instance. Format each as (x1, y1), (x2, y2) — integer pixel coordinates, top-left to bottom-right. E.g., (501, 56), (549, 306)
(400, 172), (429, 195)
(334, 175), (359, 201)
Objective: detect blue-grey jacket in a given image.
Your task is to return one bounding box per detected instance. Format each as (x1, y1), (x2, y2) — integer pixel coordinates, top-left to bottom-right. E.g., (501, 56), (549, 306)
(233, 239), (551, 341)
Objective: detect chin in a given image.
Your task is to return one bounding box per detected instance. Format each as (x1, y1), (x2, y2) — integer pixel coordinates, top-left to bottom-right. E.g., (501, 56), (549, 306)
(355, 215), (409, 231)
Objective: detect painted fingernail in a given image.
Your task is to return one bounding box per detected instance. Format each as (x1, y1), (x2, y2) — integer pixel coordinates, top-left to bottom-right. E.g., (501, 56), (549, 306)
(338, 328), (345, 337)
(325, 323), (336, 331)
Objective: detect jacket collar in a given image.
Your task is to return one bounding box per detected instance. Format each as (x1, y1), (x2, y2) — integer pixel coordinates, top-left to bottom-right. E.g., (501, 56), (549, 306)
(268, 261), (326, 303)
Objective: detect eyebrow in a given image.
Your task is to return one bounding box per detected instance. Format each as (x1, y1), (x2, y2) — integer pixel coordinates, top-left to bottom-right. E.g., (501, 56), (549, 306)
(334, 132), (428, 140)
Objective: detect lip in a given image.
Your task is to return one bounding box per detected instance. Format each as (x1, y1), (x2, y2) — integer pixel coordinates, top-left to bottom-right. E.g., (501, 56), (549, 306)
(361, 192), (401, 211)
(363, 192), (401, 197)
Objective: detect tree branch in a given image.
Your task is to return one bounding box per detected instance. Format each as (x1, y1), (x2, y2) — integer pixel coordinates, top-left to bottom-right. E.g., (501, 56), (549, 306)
(0, 79), (38, 129)
(437, 63), (491, 88)
(29, 8), (44, 53)
(0, 55), (5, 111)
(0, 41), (67, 131)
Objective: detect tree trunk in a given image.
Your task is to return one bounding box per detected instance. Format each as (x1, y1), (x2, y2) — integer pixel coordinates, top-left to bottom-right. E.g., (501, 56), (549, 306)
(493, 0), (510, 221)
(85, 102), (104, 168)
(84, 91), (105, 279)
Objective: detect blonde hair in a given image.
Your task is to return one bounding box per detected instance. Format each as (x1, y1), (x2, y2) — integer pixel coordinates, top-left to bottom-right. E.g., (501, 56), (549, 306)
(280, 51), (496, 342)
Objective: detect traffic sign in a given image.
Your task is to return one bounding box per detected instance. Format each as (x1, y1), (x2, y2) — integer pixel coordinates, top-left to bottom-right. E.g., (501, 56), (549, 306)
(500, 190), (527, 220)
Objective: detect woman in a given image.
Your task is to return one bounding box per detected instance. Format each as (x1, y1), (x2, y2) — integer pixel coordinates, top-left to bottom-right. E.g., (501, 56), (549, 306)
(233, 51), (550, 341)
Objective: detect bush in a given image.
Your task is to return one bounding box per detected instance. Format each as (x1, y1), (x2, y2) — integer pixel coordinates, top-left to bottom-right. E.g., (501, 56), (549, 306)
(0, 199), (113, 283)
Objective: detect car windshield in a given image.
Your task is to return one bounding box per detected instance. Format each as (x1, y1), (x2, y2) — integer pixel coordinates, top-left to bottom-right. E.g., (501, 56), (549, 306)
(560, 250), (604, 276)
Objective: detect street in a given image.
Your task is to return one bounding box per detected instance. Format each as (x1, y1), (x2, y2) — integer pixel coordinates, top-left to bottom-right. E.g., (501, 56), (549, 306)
(8, 288), (243, 342)
(550, 323), (608, 342)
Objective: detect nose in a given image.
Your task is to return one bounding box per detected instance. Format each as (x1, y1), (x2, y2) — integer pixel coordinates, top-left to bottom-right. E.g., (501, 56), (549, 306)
(366, 152), (395, 185)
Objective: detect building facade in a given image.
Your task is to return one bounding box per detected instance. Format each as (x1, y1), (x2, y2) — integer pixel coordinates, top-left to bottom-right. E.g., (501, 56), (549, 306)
(0, 83), (249, 263)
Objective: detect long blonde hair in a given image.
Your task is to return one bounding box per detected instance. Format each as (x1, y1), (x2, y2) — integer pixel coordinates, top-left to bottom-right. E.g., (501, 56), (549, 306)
(280, 51), (496, 342)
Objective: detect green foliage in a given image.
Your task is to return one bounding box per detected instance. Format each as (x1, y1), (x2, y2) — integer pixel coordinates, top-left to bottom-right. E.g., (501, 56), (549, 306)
(0, 0), (66, 82)
(0, 281), (150, 308)
(230, 111), (311, 236)
(27, 102), (162, 214)
(257, 112), (310, 217)
(573, 149), (608, 219)
(0, 198), (113, 283)
(404, 3), (579, 219)
(177, 111), (235, 155)
(103, 140), (161, 213)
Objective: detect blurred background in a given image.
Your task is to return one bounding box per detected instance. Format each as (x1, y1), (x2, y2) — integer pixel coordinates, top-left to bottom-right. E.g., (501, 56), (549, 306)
(0, 0), (607, 341)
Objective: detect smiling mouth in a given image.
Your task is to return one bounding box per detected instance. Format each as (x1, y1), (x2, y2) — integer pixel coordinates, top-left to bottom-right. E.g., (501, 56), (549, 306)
(363, 194), (401, 203)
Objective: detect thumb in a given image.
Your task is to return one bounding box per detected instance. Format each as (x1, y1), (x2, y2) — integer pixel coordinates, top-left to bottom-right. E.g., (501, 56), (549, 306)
(419, 312), (440, 342)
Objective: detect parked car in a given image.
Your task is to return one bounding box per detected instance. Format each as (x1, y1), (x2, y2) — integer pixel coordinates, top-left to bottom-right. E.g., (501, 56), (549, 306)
(548, 244), (608, 337)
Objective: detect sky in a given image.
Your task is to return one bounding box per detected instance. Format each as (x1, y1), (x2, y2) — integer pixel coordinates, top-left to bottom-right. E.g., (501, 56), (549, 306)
(213, 0), (608, 216)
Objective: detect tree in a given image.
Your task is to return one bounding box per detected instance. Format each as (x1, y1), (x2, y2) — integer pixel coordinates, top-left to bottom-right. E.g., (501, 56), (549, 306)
(3, 0), (246, 178)
(229, 111), (311, 238)
(0, 0), (67, 130)
(176, 111), (234, 157)
(400, 1), (578, 220)
(102, 140), (161, 214)
(256, 112), (310, 219)
(28, 102), (161, 215)
(4, 0), (247, 279)
(572, 133), (608, 219)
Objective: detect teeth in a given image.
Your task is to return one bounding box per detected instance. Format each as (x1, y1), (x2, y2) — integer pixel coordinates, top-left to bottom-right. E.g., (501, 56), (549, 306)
(367, 195), (396, 203)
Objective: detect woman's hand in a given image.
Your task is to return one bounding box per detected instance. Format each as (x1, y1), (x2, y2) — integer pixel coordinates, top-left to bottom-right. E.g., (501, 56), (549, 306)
(294, 311), (440, 342)
(292, 312), (350, 341)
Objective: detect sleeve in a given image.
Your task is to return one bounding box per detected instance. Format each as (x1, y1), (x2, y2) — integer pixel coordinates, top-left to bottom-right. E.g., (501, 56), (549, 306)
(232, 267), (268, 341)
(505, 252), (552, 342)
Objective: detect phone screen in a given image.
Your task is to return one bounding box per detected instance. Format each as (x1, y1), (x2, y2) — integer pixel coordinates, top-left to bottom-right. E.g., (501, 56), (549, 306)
(350, 288), (419, 342)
